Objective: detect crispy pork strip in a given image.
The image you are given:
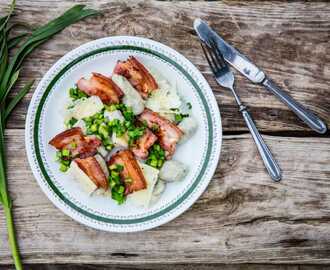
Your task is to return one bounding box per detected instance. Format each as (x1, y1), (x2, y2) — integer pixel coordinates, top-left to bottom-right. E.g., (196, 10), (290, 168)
(75, 156), (108, 190)
(114, 56), (158, 99)
(131, 128), (157, 160)
(49, 127), (101, 158)
(77, 72), (123, 104)
(109, 150), (147, 194)
(139, 109), (183, 159)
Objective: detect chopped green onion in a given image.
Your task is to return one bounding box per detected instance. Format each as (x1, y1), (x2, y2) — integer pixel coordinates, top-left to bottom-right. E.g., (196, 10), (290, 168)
(98, 124), (109, 138)
(90, 124), (98, 132)
(146, 143), (166, 169)
(118, 186), (125, 194)
(70, 142), (77, 149)
(59, 164), (69, 172)
(65, 117), (78, 128)
(61, 149), (70, 157)
(69, 86), (88, 101)
(61, 159), (71, 166)
(108, 104), (117, 111)
(105, 144), (114, 151)
(111, 191), (125, 204)
(111, 170), (119, 178)
(174, 113), (189, 124)
(116, 164), (124, 171)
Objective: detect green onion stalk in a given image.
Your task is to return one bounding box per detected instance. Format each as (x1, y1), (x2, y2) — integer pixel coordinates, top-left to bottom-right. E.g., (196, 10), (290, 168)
(0, 1), (99, 269)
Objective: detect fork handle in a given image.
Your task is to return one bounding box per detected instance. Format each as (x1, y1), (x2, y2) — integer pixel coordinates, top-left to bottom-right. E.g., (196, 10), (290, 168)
(263, 78), (327, 134)
(239, 105), (282, 182)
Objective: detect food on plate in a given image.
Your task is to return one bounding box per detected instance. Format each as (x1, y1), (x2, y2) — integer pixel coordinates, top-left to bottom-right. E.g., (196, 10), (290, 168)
(150, 179), (166, 204)
(77, 72), (123, 104)
(114, 56), (158, 99)
(131, 128), (157, 160)
(67, 95), (104, 120)
(75, 156), (109, 190)
(159, 160), (188, 182)
(128, 162), (159, 207)
(178, 116), (198, 144)
(112, 74), (145, 115)
(48, 56), (197, 206)
(139, 109), (184, 159)
(109, 149), (147, 194)
(49, 127), (101, 161)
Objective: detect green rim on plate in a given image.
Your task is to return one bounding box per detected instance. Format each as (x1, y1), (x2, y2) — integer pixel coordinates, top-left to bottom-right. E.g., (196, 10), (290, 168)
(33, 45), (213, 225)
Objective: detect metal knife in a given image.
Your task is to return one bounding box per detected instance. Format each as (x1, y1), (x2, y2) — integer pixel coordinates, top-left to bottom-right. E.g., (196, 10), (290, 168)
(194, 18), (327, 134)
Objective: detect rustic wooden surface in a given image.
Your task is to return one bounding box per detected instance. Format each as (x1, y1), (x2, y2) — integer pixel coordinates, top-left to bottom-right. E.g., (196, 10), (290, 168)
(0, 0), (330, 269)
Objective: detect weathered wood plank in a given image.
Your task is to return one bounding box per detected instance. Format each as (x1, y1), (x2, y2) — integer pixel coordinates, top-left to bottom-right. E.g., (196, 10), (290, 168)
(0, 129), (329, 264)
(1, 0), (329, 132)
(2, 264), (330, 270)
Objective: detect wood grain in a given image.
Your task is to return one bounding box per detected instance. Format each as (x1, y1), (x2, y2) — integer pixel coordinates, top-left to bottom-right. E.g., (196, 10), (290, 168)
(1, 0), (329, 132)
(2, 264), (330, 270)
(1, 0), (330, 267)
(0, 130), (329, 264)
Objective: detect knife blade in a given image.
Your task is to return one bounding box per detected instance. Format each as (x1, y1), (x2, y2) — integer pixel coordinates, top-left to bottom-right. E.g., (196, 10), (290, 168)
(194, 18), (265, 83)
(194, 18), (327, 134)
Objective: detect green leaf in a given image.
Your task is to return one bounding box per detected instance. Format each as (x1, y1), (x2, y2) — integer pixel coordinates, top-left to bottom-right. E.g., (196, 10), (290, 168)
(0, 32), (8, 83)
(4, 80), (34, 121)
(1, 69), (19, 103)
(0, 112), (10, 207)
(0, 0), (16, 32)
(0, 4), (100, 99)
(7, 33), (28, 49)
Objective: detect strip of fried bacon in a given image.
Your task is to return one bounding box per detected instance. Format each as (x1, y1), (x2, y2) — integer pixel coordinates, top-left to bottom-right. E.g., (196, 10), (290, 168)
(77, 72), (124, 104)
(75, 156), (108, 190)
(139, 109), (184, 159)
(131, 128), (157, 160)
(49, 127), (101, 158)
(113, 56), (158, 99)
(108, 150), (147, 194)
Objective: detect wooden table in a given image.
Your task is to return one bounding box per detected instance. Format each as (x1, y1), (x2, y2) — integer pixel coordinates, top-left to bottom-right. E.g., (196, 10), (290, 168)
(0, 1), (330, 269)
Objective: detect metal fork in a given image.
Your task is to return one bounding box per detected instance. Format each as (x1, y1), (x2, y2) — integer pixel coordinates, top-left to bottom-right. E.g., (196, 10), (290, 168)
(201, 39), (282, 181)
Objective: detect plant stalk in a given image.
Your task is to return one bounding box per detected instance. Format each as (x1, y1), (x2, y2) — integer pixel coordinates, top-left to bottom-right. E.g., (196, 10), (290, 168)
(4, 205), (22, 270)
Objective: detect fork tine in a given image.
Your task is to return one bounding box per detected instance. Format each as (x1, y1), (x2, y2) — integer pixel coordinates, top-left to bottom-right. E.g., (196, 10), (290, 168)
(200, 42), (217, 75)
(204, 41), (222, 71)
(209, 38), (227, 68)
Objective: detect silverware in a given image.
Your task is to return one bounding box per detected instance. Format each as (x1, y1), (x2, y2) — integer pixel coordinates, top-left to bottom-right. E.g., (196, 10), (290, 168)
(194, 19), (327, 134)
(201, 38), (282, 182)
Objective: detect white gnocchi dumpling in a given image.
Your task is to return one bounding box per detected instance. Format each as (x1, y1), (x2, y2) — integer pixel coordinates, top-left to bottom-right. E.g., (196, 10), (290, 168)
(178, 116), (198, 144)
(69, 96), (104, 120)
(159, 160), (187, 182)
(112, 74), (145, 115)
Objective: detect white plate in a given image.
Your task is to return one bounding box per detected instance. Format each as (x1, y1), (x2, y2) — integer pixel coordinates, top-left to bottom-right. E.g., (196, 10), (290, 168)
(25, 36), (222, 232)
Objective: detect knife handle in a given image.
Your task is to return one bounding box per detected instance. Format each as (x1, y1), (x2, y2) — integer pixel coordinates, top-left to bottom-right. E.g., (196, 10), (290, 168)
(262, 78), (327, 134)
(239, 105), (282, 182)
